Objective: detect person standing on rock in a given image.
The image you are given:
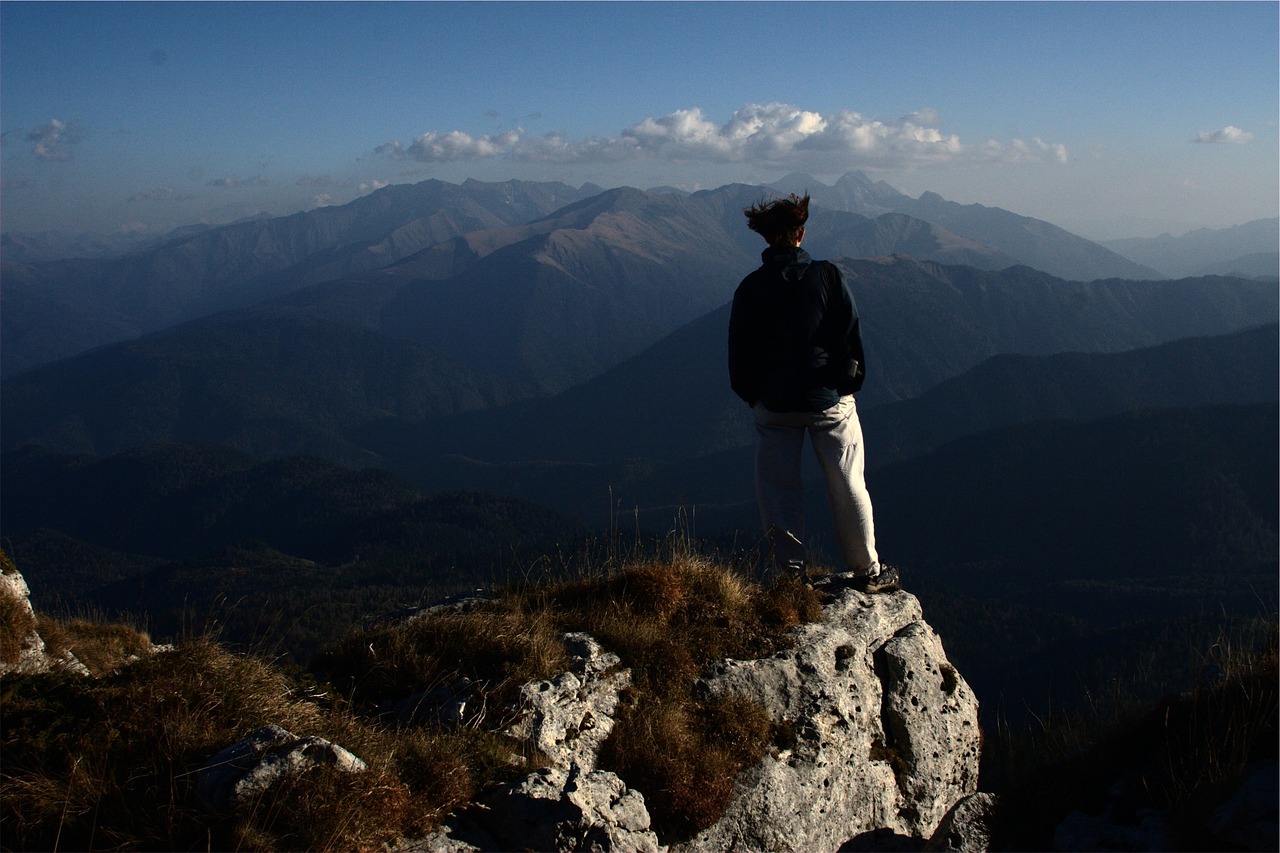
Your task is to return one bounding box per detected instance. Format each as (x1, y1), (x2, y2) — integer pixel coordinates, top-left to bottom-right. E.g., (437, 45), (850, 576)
(728, 192), (899, 592)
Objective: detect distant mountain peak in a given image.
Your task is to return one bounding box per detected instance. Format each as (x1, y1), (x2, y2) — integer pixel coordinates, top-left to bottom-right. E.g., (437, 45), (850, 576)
(833, 170), (875, 187)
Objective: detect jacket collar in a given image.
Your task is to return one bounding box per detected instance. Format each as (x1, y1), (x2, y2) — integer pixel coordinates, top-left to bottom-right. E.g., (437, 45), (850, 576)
(761, 246), (810, 266)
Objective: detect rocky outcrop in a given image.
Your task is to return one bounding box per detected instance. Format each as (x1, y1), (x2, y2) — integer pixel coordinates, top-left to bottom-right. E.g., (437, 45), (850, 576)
(504, 632), (631, 773)
(1, 561), (169, 677)
(681, 572), (981, 852)
(403, 573), (981, 852)
(405, 765), (662, 853)
(401, 631), (661, 853)
(196, 724), (368, 813)
(0, 563), (50, 676)
(8, 556), (980, 851)
(0, 561), (91, 676)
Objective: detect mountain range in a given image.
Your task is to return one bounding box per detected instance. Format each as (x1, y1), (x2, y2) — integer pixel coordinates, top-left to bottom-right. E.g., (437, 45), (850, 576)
(1, 173), (1275, 717)
(1102, 217), (1279, 279)
(3, 173), (1181, 378)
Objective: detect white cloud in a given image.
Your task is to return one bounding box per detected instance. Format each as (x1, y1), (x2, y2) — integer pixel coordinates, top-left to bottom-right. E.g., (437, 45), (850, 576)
(27, 118), (82, 161)
(128, 186), (193, 203)
(375, 103), (1069, 171)
(376, 128), (522, 161)
(206, 175), (270, 188)
(1192, 125), (1253, 144)
(358, 179), (389, 193)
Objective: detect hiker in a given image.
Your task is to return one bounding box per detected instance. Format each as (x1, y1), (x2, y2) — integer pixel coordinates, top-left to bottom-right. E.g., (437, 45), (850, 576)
(727, 192), (899, 593)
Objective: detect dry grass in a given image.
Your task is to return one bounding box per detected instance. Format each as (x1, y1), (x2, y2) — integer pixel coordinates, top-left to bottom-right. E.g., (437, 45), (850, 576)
(34, 614), (157, 676)
(982, 619), (1279, 850)
(0, 637), (474, 852)
(312, 550), (825, 843)
(3, 548), (827, 850)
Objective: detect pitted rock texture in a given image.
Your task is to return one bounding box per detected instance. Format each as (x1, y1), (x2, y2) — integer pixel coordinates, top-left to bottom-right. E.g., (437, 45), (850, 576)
(680, 572), (980, 852)
(505, 632), (631, 773)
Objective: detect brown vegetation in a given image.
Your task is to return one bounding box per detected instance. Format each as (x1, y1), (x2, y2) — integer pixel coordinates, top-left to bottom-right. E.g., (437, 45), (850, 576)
(2, 549), (824, 850)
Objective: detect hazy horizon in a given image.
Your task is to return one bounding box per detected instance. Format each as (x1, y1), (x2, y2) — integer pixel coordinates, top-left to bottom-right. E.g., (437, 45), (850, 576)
(2, 2), (1276, 243)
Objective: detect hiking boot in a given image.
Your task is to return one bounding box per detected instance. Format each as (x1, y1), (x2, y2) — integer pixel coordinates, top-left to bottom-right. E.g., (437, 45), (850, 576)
(854, 563), (901, 594)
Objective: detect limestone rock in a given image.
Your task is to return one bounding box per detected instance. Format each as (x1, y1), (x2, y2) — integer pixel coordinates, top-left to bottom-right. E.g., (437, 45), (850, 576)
(403, 766), (662, 853)
(1, 565), (50, 676)
(504, 632), (631, 772)
(923, 792), (1000, 852)
(681, 572), (981, 852)
(196, 724), (367, 812)
(1, 563), (163, 677)
(395, 632), (656, 853)
(480, 765), (661, 853)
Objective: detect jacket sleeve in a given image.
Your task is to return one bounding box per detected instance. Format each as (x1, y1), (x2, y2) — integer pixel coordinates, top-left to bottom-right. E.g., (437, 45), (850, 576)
(727, 281), (761, 406)
(825, 263), (866, 395)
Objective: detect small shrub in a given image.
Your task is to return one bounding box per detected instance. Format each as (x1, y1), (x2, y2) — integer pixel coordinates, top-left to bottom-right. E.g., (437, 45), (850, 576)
(35, 613), (156, 676)
(231, 762), (412, 853)
(312, 599), (570, 721)
(600, 692), (772, 840)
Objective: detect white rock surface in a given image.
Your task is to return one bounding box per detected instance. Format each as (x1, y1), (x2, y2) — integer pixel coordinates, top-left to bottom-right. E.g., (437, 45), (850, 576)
(680, 572), (981, 852)
(1, 566), (51, 676)
(505, 632), (631, 773)
(196, 723), (368, 812)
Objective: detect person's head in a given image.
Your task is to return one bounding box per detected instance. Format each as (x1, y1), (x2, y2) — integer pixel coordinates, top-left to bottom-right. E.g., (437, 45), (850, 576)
(744, 192), (810, 247)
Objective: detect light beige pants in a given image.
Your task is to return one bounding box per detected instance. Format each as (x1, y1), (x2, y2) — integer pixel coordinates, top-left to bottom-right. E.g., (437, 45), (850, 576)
(753, 395), (879, 573)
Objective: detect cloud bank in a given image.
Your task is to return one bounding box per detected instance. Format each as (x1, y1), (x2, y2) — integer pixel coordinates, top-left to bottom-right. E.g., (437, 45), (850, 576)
(377, 103), (1069, 170)
(128, 186), (194, 203)
(1192, 125), (1253, 144)
(206, 175), (271, 188)
(27, 118), (82, 161)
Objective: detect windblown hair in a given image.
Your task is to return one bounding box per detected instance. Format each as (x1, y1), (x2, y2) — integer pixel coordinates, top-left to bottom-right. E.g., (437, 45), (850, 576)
(744, 193), (810, 246)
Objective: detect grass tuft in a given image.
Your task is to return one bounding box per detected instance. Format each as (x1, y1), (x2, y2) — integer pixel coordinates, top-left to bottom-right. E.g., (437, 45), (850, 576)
(4, 545), (828, 850)
(309, 548), (825, 843)
(34, 613), (157, 676)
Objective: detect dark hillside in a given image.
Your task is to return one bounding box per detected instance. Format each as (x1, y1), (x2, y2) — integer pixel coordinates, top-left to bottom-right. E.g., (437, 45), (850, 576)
(374, 272), (1278, 479)
(865, 322), (1280, 465)
(869, 403), (1278, 723)
(1, 444), (583, 658)
(1, 311), (532, 464)
(2, 443), (580, 571)
(874, 403), (1278, 585)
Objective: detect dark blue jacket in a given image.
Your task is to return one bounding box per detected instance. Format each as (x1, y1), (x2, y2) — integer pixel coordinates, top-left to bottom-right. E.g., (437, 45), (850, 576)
(728, 247), (866, 412)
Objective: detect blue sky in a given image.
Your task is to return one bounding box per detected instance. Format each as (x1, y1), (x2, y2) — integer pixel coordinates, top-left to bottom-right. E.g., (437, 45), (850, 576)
(2, 1), (1276, 241)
